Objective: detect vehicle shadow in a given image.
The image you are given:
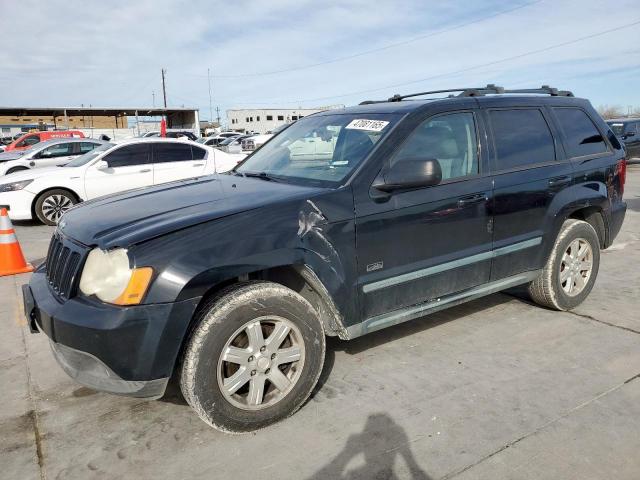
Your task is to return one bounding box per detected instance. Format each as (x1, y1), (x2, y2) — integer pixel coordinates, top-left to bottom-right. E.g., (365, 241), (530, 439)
(163, 292), (521, 407)
(306, 412), (432, 480)
(310, 292), (516, 397)
(334, 292), (514, 356)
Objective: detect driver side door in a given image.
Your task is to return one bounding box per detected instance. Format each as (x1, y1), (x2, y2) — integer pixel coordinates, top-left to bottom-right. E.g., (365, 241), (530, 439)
(355, 110), (494, 322)
(84, 144), (153, 199)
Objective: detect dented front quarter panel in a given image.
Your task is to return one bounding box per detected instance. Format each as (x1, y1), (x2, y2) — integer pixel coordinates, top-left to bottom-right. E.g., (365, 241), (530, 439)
(133, 186), (359, 333)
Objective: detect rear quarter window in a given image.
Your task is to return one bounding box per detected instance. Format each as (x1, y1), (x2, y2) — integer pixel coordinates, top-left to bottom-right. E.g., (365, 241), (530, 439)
(553, 107), (608, 158)
(489, 109), (556, 171)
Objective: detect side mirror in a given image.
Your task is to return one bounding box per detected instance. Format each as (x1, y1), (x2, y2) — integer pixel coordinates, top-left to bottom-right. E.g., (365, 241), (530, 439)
(373, 157), (442, 193)
(37, 150), (53, 158)
(96, 160), (110, 171)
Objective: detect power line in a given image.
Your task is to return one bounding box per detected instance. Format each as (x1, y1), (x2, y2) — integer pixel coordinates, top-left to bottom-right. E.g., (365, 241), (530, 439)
(230, 18), (640, 105)
(191, 0), (543, 79)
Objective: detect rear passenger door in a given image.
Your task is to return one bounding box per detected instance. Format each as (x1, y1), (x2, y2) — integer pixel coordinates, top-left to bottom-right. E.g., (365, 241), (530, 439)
(484, 105), (573, 280)
(151, 142), (207, 184)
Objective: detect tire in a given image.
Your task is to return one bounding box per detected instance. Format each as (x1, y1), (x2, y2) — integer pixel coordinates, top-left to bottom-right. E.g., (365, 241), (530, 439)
(34, 189), (78, 226)
(6, 167), (29, 175)
(180, 281), (325, 433)
(528, 219), (600, 310)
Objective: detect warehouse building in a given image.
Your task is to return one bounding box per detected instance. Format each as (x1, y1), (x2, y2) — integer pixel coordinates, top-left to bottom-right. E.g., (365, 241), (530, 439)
(0, 106), (200, 138)
(227, 105), (343, 134)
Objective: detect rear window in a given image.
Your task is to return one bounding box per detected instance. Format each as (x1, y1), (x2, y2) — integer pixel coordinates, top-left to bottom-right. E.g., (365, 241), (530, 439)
(489, 109), (556, 170)
(553, 108), (608, 158)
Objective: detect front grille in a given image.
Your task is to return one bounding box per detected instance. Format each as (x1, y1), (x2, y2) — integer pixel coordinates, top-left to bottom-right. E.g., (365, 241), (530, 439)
(45, 233), (85, 299)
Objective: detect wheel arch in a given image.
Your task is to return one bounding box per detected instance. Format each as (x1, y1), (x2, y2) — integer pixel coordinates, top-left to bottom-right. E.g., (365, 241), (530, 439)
(185, 264), (347, 340)
(30, 186), (82, 219)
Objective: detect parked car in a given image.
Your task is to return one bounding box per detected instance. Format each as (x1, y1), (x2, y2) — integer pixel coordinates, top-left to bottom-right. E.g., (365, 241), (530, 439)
(23, 86), (627, 433)
(0, 138), (110, 176)
(0, 138), (243, 225)
(3, 130), (85, 152)
(141, 130), (198, 141)
(218, 134), (254, 153)
(241, 133), (273, 151)
(197, 133), (241, 147)
(606, 118), (640, 158)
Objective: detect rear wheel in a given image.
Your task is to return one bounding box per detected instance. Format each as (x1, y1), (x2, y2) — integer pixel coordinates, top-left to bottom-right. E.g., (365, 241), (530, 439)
(34, 189), (78, 225)
(180, 281), (325, 432)
(528, 219), (600, 310)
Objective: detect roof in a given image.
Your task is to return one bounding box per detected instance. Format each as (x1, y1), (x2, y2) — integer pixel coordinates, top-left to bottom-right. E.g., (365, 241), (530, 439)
(0, 107), (198, 116)
(29, 137), (110, 148)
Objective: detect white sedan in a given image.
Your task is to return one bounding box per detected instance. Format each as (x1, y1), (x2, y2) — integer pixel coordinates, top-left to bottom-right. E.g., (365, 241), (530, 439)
(0, 138), (110, 176)
(0, 138), (246, 225)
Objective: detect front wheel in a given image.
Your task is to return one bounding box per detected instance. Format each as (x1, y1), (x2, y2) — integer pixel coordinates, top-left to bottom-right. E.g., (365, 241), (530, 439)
(34, 189), (78, 225)
(180, 281), (325, 433)
(528, 219), (600, 310)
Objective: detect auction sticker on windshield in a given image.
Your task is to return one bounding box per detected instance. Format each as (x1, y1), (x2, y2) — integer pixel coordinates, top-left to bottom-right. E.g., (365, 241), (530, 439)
(345, 119), (389, 132)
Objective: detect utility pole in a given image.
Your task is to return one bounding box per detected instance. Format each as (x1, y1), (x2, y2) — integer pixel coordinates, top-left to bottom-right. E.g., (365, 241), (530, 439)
(216, 106), (220, 126)
(208, 68), (214, 123)
(161, 68), (167, 108)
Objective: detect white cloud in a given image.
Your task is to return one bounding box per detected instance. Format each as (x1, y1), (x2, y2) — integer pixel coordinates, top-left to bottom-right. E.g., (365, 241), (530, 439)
(0, 0), (639, 118)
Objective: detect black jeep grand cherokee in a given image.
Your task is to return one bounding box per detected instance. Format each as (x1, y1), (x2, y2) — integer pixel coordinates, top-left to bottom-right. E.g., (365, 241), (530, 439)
(24, 85), (627, 432)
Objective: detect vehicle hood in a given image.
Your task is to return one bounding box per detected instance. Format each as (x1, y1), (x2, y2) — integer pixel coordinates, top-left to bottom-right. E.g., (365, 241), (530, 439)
(59, 173), (325, 249)
(1, 166), (71, 182)
(0, 151), (26, 163)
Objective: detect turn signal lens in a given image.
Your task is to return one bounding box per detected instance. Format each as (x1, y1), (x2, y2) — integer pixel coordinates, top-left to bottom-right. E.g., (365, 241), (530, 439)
(112, 267), (154, 306)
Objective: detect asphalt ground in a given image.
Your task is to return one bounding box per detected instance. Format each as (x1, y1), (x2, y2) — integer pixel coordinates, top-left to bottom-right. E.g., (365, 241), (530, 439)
(2, 164), (639, 480)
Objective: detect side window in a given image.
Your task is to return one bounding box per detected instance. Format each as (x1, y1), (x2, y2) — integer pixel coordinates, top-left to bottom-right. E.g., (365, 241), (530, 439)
(552, 107), (607, 158)
(79, 142), (99, 153)
(192, 146), (207, 160)
(39, 143), (73, 158)
(104, 144), (150, 168)
(391, 112), (479, 181)
(489, 109), (555, 170)
(152, 143), (193, 163)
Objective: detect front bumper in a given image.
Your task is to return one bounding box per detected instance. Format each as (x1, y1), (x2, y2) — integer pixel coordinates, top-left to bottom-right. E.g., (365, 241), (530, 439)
(0, 189), (35, 220)
(24, 268), (201, 398)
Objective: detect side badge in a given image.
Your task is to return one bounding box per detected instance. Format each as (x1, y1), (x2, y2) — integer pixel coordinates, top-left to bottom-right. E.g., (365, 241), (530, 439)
(366, 261), (383, 272)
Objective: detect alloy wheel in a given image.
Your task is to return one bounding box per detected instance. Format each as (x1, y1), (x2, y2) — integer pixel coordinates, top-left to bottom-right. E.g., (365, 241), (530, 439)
(41, 194), (73, 223)
(217, 316), (305, 410)
(559, 238), (593, 296)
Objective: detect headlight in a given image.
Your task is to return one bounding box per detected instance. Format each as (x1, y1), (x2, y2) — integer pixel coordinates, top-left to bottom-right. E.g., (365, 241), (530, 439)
(0, 179), (33, 192)
(79, 248), (153, 305)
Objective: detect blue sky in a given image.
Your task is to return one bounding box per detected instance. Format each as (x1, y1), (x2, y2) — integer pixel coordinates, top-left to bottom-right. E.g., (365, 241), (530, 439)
(1, 0), (639, 121)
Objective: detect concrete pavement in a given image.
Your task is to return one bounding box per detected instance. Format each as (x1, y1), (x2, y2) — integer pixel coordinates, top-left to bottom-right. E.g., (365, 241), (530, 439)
(2, 165), (639, 480)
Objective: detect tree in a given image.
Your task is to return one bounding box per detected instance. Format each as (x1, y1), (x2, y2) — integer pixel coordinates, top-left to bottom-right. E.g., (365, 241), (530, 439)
(597, 105), (624, 119)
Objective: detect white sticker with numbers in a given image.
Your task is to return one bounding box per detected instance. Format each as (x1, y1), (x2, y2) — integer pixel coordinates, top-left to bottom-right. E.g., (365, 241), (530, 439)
(345, 119), (389, 132)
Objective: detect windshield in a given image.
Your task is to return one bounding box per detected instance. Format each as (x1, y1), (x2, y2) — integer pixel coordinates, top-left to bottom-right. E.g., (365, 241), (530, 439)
(235, 113), (401, 186)
(65, 143), (113, 167)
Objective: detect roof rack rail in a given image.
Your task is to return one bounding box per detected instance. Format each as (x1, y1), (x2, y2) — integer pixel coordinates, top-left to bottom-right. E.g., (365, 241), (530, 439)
(359, 84), (574, 105)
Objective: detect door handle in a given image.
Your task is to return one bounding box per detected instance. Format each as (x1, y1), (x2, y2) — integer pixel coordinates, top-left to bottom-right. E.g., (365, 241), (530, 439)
(139, 168), (151, 173)
(548, 176), (571, 187)
(457, 194), (487, 208)
(192, 163), (204, 167)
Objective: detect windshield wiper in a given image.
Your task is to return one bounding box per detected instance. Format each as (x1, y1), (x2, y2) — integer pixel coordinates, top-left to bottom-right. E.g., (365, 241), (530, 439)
(240, 171), (280, 182)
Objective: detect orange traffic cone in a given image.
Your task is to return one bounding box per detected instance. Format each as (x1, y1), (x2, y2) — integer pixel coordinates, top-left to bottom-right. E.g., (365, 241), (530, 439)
(0, 208), (34, 276)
